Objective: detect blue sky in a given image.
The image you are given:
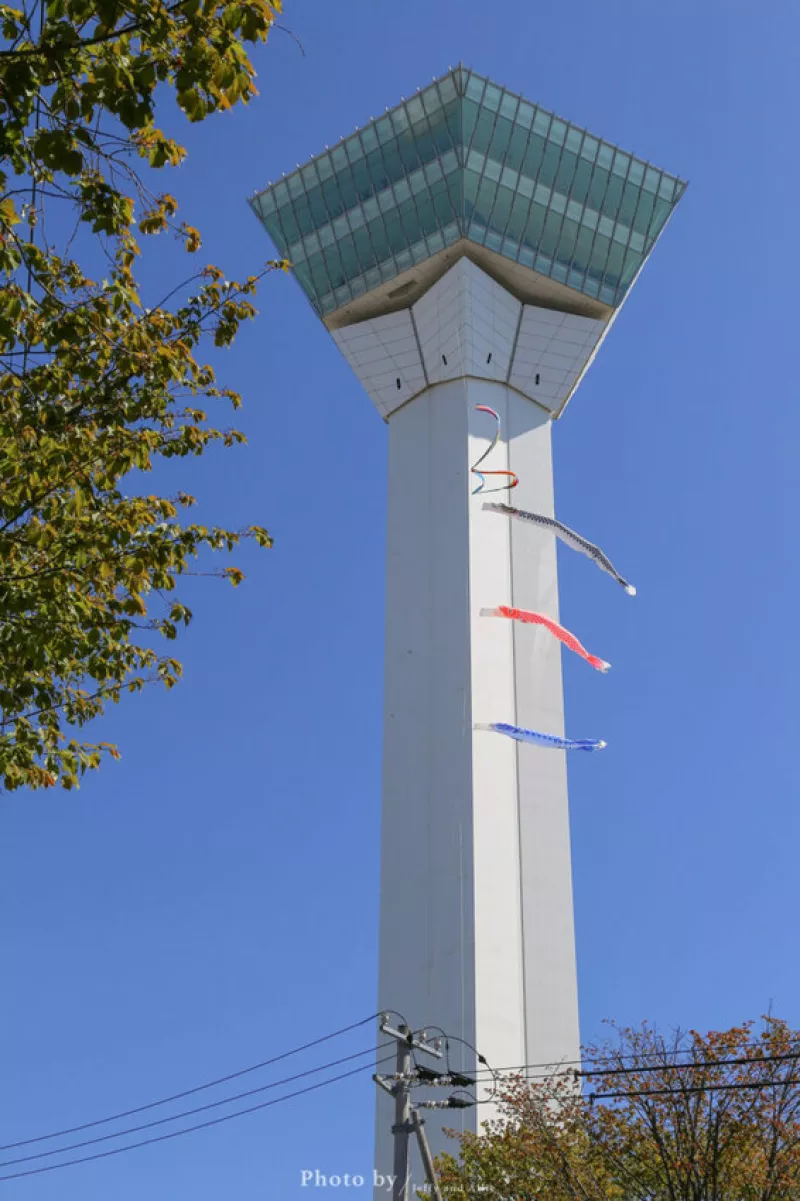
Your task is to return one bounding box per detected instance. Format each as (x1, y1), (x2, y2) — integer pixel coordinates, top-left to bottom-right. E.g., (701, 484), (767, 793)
(3, 0), (800, 1196)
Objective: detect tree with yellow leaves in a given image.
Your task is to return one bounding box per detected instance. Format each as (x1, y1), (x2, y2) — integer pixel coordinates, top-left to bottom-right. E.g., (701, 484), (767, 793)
(0, 0), (289, 789)
(436, 1017), (800, 1200)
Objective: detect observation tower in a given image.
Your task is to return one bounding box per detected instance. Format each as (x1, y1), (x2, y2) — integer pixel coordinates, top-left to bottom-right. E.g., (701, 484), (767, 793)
(250, 65), (685, 1184)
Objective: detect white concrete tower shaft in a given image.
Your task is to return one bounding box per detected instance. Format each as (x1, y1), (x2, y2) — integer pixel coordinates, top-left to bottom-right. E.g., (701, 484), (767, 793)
(332, 257), (610, 1178)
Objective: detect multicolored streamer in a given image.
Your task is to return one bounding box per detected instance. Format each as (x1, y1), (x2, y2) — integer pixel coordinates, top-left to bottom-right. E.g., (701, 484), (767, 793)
(475, 721), (606, 752)
(481, 605), (610, 672)
(483, 501), (636, 596)
(470, 406), (519, 496)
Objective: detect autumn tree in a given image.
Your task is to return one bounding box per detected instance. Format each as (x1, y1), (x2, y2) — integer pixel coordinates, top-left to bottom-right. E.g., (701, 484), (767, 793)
(0, 0), (289, 790)
(436, 1017), (800, 1201)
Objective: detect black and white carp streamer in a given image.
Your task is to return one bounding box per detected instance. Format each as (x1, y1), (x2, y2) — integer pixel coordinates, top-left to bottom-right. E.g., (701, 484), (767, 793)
(470, 405), (519, 496)
(483, 501), (636, 596)
(475, 722), (606, 752)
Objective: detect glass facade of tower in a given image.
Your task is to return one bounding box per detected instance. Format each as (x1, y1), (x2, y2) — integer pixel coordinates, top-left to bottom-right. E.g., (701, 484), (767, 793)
(250, 67), (686, 318)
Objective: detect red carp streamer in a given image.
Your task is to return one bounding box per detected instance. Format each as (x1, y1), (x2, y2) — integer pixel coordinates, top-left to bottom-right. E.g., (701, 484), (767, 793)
(481, 605), (610, 672)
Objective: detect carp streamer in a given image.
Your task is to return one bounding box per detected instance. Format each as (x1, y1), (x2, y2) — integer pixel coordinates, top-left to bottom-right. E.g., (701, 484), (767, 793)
(475, 722), (606, 752)
(483, 501), (636, 596)
(470, 405), (519, 496)
(481, 605), (610, 672)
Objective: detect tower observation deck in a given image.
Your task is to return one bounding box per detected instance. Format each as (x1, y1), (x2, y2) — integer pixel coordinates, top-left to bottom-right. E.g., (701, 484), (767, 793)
(250, 65), (685, 1189)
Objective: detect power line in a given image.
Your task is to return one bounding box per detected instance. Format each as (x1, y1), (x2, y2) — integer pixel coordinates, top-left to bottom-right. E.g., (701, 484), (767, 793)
(0, 1044), (391, 1170)
(0, 1011), (382, 1152)
(0, 1054), (396, 1184)
(591, 1077), (800, 1103)
(465, 1047), (800, 1084)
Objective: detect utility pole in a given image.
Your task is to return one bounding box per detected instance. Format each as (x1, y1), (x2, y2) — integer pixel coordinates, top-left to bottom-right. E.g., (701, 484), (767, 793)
(375, 1015), (473, 1201)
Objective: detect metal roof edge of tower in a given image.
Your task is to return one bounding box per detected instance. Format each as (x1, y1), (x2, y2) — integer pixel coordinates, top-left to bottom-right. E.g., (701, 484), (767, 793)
(247, 65), (687, 203)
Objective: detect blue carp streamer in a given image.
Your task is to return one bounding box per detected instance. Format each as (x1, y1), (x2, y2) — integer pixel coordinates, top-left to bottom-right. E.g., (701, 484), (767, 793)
(475, 722), (606, 752)
(483, 501), (636, 596)
(470, 405), (518, 496)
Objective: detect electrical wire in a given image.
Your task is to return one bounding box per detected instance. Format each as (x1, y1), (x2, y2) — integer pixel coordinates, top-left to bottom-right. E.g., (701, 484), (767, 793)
(591, 1076), (800, 1103)
(0, 1054), (396, 1184)
(0, 1011), (382, 1152)
(0, 1044), (391, 1169)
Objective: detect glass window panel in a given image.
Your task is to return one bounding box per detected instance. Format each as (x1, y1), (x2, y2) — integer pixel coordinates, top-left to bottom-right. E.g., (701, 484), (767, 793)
(393, 178), (411, 204)
(505, 124), (530, 172)
(572, 224), (595, 277)
(293, 261), (313, 294)
(345, 136), (364, 165)
(323, 246), (345, 289)
(643, 167), (661, 194)
(427, 230), (445, 254)
(596, 144), (614, 170)
(422, 85), (441, 115)
(570, 157), (594, 206)
(627, 160), (645, 186)
(617, 179), (640, 227)
(485, 227), (503, 252)
(292, 199), (315, 238)
(537, 142), (562, 189)
(587, 233), (610, 281)
(554, 215), (579, 265)
(383, 212), (406, 255)
(352, 160), (373, 202)
(364, 266), (382, 289)
(423, 159), (443, 184)
(483, 157), (501, 182)
(565, 128), (582, 153)
(318, 223), (335, 248)
(352, 226), (377, 270)
(287, 174), (304, 199)
(501, 165), (519, 189)
(437, 75), (458, 105)
(335, 171), (358, 211)
(272, 181), (289, 207)
(650, 195), (673, 235)
(551, 259), (568, 284)
(321, 178), (344, 221)
(467, 218), (488, 244)
(315, 155), (334, 182)
(522, 204), (546, 250)
(488, 115), (513, 163)
(532, 110), (551, 136)
(554, 148), (578, 197)
(483, 83), (502, 112)
(330, 146), (348, 173)
(506, 192), (532, 243)
(470, 106), (497, 155)
(365, 217), (390, 262)
(516, 100), (535, 129)
(583, 276), (601, 299)
(359, 126), (379, 154)
(364, 148), (392, 193)
(464, 168), (479, 219)
(430, 178), (456, 225)
(347, 206), (365, 231)
(522, 132), (547, 181)
(397, 196), (422, 243)
(611, 149), (630, 178)
(305, 251), (329, 294)
(549, 118), (567, 145)
(337, 233), (359, 278)
(300, 164), (318, 191)
(307, 187), (330, 226)
(414, 191), (438, 237)
(462, 98), (479, 147)
(410, 123), (436, 166)
(489, 184), (514, 236)
(473, 177), (495, 229)
(567, 267), (585, 290)
(429, 106), (454, 154)
(539, 209), (563, 258)
(441, 148), (459, 175)
(602, 240), (626, 288)
(581, 134), (599, 162)
(262, 211), (286, 246)
(602, 172), (625, 219)
(375, 117), (393, 145)
(395, 247), (413, 271)
(658, 176), (677, 201)
(361, 195), (379, 222)
(632, 189), (655, 236)
(442, 221), (459, 246)
(620, 246), (642, 289)
(499, 93), (518, 120)
(465, 74), (485, 103)
(405, 97), (425, 124)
